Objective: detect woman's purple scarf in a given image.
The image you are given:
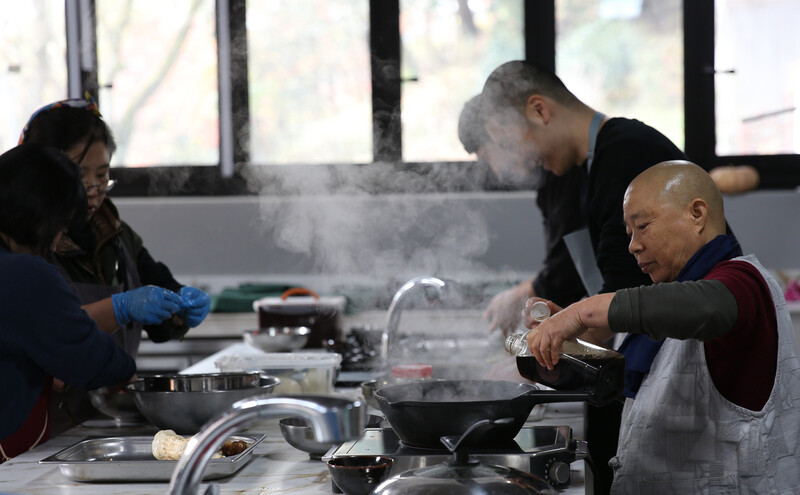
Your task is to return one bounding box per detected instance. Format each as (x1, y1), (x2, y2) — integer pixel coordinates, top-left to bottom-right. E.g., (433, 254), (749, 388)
(617, 234), (743, 398)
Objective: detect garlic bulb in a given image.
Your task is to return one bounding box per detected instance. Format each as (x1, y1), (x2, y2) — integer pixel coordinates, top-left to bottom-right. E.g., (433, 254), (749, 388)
(152, 429), (223, 460)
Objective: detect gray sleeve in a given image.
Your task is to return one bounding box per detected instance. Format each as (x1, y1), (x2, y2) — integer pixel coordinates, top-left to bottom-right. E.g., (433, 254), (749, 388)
(608, 279), (738, 341)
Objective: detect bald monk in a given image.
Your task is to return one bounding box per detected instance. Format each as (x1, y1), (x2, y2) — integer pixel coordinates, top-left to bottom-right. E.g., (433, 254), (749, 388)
(521, 160), (800, 493)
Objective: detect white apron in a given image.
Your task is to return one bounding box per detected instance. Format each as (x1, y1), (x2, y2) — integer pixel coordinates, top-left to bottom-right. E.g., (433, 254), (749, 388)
(609, 255), (800, 494)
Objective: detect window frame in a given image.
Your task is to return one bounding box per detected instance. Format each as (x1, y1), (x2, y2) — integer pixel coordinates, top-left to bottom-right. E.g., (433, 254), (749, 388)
(68, 0), (798, 197)
(684, 1), (800, 189)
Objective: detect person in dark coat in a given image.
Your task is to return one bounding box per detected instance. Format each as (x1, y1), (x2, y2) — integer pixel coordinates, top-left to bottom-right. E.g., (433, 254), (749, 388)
(20, 95), (211, 434)
(458, 94), (586, 335)
(0, 144), (135, 462)
(480, 60), (688, 494)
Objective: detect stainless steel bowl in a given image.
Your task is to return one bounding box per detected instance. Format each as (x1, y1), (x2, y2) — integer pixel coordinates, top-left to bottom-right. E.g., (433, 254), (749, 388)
(361, 378), (394, 410)
(243, 327), (311, 352)
(278, 417), (337, 460)
(88, 387), (146, 424)
(279, 415), (384, 460)
(127, 372), (280, 434)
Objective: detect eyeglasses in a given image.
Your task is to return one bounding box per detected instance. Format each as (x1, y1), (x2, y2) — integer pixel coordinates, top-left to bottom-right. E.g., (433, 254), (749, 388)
(83, 179), (116, 194)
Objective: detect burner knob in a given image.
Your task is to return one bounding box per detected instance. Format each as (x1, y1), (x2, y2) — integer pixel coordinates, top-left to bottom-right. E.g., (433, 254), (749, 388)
(548, 461), (570, 485)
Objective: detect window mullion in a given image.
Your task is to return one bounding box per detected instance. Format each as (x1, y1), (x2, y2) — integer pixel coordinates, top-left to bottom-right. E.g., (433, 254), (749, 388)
(369, 0), (401, 163)
(524, 0), (555, 71)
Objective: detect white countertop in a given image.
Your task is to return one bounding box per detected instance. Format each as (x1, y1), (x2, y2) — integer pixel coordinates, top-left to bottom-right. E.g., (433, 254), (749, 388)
(0, 396), (587, 495)
(0, 419), (344, 494)
(1, 317), (589, 494)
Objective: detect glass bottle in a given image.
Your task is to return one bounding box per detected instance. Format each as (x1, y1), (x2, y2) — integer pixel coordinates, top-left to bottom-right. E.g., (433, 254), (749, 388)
(504, 302), (625, 406)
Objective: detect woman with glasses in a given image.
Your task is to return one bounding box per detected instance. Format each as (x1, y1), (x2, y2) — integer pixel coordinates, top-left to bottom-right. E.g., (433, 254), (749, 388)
(19, 95), (211, 434)
(0, 143), (135, 461)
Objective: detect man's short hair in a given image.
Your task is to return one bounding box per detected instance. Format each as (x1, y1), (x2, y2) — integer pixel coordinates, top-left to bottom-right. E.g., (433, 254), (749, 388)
(481, 60), (580, 120)
(457, 95), (490, 154)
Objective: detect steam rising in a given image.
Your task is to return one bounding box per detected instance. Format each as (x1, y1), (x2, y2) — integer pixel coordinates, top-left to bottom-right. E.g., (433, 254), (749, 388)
(246, 162), (494, 283)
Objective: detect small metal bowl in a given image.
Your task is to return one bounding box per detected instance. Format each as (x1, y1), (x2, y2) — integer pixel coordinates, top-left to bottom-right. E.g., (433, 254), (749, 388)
(88, 387), (146, 424)
(243, 327), (311, 352)
(361, 378), (394, 410)
(279, 415), (384, 460)
(127, 372), (280, 434)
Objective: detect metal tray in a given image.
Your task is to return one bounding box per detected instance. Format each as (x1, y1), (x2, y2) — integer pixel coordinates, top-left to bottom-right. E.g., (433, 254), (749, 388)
(39, 434), (265, 482)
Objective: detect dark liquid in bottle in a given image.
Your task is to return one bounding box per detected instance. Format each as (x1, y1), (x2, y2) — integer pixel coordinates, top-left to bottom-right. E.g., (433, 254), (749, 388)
(516, 353), (625, 406)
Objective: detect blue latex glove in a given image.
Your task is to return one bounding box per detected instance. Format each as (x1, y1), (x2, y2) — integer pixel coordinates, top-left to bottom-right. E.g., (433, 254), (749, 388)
(112, 286), (182, 326)
(179, 286), (211, 328)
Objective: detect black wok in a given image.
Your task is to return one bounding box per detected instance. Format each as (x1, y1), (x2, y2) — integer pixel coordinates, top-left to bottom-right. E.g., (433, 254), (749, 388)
(373, 379), (586, 449)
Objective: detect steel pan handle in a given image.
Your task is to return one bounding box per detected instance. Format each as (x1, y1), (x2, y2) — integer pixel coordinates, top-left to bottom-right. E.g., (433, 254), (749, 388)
(439, 417), (515, 459)
(510, 389), (588, 414)
(280, 287), (320, 300)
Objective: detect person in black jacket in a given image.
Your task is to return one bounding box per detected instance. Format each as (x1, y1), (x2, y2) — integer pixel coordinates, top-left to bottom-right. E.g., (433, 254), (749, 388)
(19, 95), (211, 434)
(480, 60), (687, 495)
(458, 94), (586, 335)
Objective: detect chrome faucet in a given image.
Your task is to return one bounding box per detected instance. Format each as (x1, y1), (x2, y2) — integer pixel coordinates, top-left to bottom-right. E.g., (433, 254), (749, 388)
(381, 276), (448, 366)
(168, 394), (365, 495)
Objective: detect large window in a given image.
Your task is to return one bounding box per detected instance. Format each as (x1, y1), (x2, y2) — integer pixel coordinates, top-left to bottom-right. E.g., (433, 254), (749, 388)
(4, 1), (799, 192)
(0, 0), (67, 152)
(246, 1), (372, 165)
(556, 0), (684, 149)
(96, 0), (218, 167)
(400, 0), (524, 162)
(715, 0), (800, 156)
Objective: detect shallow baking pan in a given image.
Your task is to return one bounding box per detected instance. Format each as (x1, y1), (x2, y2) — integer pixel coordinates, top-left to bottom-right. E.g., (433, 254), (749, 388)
(39, 434), (265, 482)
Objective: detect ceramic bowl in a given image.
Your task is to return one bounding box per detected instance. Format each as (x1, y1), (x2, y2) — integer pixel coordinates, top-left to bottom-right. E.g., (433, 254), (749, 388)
(327, 456), (394, 495)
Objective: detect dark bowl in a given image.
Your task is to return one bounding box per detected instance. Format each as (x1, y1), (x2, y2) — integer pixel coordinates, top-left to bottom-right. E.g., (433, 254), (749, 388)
(327, 456), (394, 495)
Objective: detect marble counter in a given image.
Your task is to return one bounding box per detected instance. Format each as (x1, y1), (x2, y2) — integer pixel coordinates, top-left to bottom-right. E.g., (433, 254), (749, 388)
(0, 419), (333, 494)
(2, 310), (589, 494)
(0, 398), (587, 495)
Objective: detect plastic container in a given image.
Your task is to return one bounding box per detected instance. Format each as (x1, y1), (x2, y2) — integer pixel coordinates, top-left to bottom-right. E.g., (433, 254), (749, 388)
(215, 352), (342, 394)
(391, 364), (433, 383)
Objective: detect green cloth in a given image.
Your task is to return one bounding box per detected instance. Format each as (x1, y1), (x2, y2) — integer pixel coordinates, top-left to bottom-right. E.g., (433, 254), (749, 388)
(210, 283), (297, 313)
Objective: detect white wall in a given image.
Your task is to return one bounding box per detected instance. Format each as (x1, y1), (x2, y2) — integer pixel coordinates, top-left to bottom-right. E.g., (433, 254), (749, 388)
(114, 189), (800, 294)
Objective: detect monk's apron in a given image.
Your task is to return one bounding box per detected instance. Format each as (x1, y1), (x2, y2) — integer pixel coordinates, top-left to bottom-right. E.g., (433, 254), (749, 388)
(610, 255), (800, 494)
